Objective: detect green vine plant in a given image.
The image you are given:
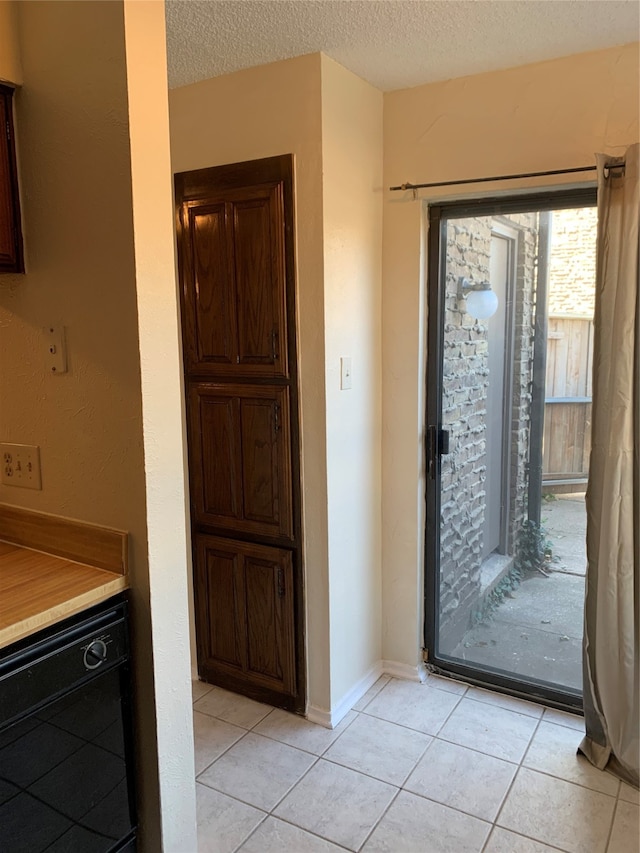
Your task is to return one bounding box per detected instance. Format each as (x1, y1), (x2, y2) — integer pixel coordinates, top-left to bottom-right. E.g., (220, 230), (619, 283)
(470, 518), (555, 627)
(471, 566), (523, 627)
(516, 519), (553, 577)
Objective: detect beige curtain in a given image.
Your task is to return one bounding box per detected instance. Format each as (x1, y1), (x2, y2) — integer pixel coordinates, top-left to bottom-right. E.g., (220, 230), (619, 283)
(579, 143), (639, 788)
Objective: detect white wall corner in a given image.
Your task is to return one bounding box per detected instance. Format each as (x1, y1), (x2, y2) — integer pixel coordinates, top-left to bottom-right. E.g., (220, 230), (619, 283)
(123, 1), (196, 849)
(381, 659), (428, 683)
(305, 704), (334, 729)
(307, 660), (384, 728)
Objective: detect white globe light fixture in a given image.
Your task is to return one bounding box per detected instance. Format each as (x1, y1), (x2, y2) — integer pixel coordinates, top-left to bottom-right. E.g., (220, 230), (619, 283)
(457, 277), (498, 320)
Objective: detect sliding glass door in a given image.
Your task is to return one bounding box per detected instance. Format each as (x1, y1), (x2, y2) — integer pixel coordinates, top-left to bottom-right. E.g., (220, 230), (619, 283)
(424, 189), (597, 708)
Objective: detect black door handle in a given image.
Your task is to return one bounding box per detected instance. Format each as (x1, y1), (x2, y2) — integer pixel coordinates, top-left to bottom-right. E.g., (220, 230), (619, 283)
(427, 427), (450, 479)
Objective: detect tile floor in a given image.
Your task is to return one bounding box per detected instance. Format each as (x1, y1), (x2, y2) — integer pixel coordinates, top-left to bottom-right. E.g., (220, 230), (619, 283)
(192, 674), (639, 853)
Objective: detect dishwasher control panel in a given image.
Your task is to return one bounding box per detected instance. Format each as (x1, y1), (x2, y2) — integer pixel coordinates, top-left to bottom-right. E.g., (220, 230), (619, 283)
(0, 600), (129, 730)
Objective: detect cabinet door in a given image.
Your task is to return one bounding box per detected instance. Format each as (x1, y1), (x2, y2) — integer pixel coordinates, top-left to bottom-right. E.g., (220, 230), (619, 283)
(194, 535), (296, 697)
(178, 183), (288, 379)
(188, 383), (293, 540)
(0, 85), (23, 274)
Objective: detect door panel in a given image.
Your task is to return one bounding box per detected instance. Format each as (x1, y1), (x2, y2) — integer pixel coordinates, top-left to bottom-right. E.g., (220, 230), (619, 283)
(240, 396), (286, 528)
(195, 535), (296, 697)
(198, 395), (241, 520)
(190, 203), (236, 368)
(244, 551), (295, 692)
(233, 188), (286, 374)
(195, 542), (243, 672)
(188, 383), (293, 540)
(483, 231), (513, 558)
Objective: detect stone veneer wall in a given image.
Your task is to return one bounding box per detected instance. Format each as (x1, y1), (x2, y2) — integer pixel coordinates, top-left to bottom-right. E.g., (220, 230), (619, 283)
(548, 207), (597, 317)
(439, 213), (538, 652)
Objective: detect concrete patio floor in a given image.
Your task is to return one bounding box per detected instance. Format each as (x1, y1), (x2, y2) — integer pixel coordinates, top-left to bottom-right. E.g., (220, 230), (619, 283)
(450, 494), (587, 692)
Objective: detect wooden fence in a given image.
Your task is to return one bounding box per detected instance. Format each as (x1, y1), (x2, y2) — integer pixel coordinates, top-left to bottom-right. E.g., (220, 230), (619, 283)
(542, 316), (593, 492)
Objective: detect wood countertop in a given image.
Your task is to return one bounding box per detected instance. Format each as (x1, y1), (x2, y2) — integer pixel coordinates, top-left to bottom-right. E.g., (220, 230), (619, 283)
(0, 505), (129, 650)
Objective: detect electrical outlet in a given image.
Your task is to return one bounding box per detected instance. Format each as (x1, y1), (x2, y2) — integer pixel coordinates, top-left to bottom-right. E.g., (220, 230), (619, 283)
(1, 443), (42, 490)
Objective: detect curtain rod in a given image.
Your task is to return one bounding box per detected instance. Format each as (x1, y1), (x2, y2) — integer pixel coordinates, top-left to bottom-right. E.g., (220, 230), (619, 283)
(389, 162), (626, 192)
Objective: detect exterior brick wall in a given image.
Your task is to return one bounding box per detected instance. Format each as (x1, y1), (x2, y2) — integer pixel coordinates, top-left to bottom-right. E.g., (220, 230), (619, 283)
(440, 216), (491, 650)
(439, 213), (538, 652)
(548, 207), (597, 317)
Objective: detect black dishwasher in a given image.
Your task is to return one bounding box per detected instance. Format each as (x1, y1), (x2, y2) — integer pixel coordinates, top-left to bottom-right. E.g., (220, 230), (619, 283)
(0, 595), (136, 852)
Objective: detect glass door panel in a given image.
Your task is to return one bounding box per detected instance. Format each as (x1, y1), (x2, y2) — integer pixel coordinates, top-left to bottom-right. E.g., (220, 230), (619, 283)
(427, 193), (597, 706)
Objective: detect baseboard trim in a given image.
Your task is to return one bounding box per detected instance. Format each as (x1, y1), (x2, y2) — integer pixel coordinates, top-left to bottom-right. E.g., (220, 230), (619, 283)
(306, 659), (431, 729)
(305, 704), (333, 728)
(307, 660), (384, 729)
(331, 661), (384, 726)
(381, 659), (428, 683)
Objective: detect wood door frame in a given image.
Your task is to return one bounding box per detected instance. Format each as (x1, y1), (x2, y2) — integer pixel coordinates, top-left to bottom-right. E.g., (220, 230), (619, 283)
(423, 187), (596, 712)
(175, 154), (306, 713)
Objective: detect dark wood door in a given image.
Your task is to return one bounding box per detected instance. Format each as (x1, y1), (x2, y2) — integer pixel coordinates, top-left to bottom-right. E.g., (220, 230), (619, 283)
(194, 534), (296, 697)
(176, 155), (303, 711)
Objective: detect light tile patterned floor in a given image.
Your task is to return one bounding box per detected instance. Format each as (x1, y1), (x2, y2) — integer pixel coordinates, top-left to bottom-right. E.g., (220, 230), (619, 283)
(192, 675), (639, 853)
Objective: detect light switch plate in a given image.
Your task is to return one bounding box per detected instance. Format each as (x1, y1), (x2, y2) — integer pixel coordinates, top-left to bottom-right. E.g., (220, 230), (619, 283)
(45, 326), (67, 374)
(340, 357), (352, 390)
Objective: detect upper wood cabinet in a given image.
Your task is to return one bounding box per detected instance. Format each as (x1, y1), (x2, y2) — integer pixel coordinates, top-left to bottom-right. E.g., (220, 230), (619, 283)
(0, 84), (23, 274)
(178, 181), (288, 379)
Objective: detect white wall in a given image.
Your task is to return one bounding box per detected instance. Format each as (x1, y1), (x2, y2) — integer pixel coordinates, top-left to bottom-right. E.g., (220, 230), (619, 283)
(170, 54), (385, 720)
(0, 2), (195, 848)
(0, 1), (22, 84)
(320, 56), (383, 709)
(123, 2), (196, 849)
(169, 55), (333, 712)
(381, 42), (640, 668)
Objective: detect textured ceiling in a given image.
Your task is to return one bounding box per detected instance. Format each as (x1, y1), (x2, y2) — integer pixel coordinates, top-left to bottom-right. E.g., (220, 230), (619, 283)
(165, 0), (639, 91)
